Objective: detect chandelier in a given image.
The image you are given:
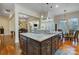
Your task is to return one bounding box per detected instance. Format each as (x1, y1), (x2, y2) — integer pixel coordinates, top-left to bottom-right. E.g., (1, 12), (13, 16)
(40, 3), (53, 20)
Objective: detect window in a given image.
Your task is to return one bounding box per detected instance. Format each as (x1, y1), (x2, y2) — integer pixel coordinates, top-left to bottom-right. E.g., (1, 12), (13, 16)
(70, 17), (78, 31)
(59, 17), (78, 34)
(60, 20), (67, 34)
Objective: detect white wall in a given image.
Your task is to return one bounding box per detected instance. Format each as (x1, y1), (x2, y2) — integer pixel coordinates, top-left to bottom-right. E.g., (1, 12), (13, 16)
(54, 11), (79, 31)
(14, 4), (40, 43)
(0, 16), (10, 34)
(9, 14), (15, 32)
(0, 15), (15, 35)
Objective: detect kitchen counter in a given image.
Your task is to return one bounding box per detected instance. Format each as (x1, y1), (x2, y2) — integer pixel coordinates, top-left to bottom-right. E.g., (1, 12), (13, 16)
(20, 31), (62, 42)
(19, 31), (62, 55)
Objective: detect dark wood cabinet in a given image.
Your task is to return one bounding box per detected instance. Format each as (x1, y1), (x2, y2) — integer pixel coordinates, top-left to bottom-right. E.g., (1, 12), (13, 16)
(19, 34), (62, 55)
(19, 35), (40, 55)
(41, 38), (52, 55)
(19, 35), (28, 54)
(51, 35), (62, 54)
(27, 39), (40, 55)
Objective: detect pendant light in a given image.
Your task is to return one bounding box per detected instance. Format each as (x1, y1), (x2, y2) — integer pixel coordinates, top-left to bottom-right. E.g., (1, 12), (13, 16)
(40, 3), (44, 20)
(46, 3), (53, 20)
(63, 10), (67, 20)
(40, 3), (53, 20)
(46, 3), (49, 20)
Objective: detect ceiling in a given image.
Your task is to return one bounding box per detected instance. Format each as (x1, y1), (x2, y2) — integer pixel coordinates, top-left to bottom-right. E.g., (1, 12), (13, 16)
(0, 3), (14, 16)
(18, 3), (79, 16)
(0, 3), (79, 17)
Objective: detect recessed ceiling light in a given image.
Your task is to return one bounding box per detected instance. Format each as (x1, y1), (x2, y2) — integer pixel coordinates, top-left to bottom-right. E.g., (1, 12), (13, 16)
(55, 5), (59, 8)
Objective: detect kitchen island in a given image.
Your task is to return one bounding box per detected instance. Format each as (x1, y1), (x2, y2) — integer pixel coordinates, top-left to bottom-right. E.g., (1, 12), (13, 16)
(19, 32), (62, 55)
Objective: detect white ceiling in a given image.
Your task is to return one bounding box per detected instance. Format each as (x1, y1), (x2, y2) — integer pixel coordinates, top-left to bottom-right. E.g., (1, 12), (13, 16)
(0, 3), (14, 16)
(18, 3), (79, 16)
(0, 3), (79, 17)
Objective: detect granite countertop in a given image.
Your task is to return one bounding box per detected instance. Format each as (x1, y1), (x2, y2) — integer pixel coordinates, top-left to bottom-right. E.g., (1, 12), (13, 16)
(20, 31), (62, 42)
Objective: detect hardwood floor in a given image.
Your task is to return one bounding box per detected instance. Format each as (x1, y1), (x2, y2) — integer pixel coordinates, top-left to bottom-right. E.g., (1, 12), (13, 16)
(0, 34), (79, 55)
(0, 34), (21, 55)
(55, 40), (79, 55)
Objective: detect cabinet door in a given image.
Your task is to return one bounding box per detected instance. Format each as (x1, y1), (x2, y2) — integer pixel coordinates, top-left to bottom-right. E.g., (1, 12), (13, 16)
(52, 36), (59, 54)
(19, 35), (28, 54)
(19, 35), (25, 50)
(52, 37), (56, 54)
(55, 37), (59, 50)
(28, 39), (40, 55)
(59, 39), (62, 47)
(41, 38), (52, 55)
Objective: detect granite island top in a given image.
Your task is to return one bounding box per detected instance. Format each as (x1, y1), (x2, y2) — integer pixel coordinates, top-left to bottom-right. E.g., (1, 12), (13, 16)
(20, 31), (62, 42)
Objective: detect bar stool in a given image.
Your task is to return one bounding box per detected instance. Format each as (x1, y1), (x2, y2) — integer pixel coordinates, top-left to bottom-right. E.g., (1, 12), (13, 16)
(77, 32), (79, 42)
(72, 31), (79, 46)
